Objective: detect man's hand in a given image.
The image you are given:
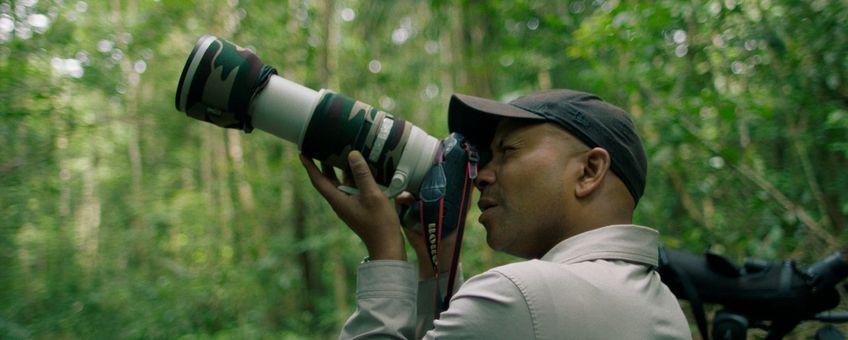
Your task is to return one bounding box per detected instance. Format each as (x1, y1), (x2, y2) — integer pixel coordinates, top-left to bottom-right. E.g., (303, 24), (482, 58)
(300, 151), (406, 261)
(396, 192), (458, 279)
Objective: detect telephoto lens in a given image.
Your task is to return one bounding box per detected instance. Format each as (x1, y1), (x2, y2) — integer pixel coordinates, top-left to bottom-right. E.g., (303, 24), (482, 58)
(175, 35), (439, 196)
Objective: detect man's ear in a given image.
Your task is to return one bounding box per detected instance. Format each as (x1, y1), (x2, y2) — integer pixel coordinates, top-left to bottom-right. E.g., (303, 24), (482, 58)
(575, 147), (611, 198)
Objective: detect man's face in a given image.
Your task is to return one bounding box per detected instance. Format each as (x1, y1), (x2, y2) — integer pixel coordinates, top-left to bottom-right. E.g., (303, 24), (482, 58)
(475, 119), (589, 259)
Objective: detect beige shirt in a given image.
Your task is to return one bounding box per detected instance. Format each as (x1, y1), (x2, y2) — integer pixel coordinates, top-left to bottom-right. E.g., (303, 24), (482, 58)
(341, 224), (692, 339)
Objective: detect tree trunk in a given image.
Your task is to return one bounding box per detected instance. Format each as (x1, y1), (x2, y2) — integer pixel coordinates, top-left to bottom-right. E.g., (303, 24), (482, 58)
(319, 0), (351, 328)
(292, 179), (320, 321)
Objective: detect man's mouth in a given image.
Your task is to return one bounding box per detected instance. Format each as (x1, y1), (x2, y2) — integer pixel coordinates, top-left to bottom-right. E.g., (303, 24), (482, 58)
(477, 197), (497, 212)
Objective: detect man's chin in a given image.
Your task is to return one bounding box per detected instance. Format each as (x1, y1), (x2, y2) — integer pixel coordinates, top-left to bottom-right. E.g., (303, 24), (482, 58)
(484, 233), (503, 252)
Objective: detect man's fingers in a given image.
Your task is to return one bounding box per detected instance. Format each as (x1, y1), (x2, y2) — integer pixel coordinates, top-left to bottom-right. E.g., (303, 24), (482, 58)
(395, 192), (416, 206)
(347, 151), (381, 196)
(300, 154), (345, 204)
(321, 162), (341, 186)
(341, 165), (354, 187)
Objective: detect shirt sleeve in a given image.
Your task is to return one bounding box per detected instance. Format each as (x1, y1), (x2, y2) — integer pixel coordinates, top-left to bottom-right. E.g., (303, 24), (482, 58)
(415, 265), (465, 338)
(421, 270), (535, 339)
(341, 263), (534, 340)
(340, 260), (418, 339)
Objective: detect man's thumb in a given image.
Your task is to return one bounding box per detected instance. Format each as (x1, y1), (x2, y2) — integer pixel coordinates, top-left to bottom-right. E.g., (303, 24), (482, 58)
(348, 151), (379, 194)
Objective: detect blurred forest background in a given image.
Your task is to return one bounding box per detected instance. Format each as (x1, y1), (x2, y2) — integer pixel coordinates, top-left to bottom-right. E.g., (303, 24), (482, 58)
(1, 0), (846, 338)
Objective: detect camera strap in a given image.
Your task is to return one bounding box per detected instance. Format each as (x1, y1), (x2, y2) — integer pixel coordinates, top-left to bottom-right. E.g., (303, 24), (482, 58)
(418, 135), (478, 319)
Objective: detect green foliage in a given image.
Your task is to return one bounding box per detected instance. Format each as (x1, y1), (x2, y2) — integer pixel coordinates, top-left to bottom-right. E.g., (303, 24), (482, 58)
(1, 0), (845, 338)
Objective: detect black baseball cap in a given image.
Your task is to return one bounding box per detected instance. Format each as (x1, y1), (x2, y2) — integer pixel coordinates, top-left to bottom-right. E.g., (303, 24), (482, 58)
(448, 89), (648, 204)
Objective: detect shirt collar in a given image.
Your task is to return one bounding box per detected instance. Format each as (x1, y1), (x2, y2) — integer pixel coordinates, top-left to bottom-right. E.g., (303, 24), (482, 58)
(539, 224), (659, 267)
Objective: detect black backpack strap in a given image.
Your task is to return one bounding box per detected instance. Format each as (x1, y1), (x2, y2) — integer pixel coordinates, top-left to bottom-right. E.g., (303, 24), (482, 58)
(659, 246), (710, 340)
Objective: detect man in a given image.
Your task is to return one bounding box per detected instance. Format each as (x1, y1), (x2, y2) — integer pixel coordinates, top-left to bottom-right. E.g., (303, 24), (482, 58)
(301, 89), (692, 339)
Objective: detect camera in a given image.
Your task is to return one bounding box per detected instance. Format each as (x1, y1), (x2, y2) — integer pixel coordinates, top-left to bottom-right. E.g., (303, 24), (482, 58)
(175, 36), (482, 305)
(175, 35), (441, 197)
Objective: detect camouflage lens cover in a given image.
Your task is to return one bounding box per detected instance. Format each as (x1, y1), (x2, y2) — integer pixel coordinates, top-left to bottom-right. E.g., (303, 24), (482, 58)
(175, 35), (277, 132)
(302, 92), (412, 186)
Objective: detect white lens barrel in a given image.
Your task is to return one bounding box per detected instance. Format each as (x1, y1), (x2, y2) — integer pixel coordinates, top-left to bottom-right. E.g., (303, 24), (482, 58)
(246, 73), (438, 197)
(385, 126), (440, 197)
(250, 75), (322, 146)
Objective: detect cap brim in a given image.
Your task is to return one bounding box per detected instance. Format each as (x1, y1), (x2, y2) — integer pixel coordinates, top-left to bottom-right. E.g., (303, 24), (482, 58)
(448, 93), (543, 150)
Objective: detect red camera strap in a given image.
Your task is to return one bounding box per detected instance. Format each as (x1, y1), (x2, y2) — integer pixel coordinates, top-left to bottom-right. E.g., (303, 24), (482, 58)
(418, 141), (478, 319)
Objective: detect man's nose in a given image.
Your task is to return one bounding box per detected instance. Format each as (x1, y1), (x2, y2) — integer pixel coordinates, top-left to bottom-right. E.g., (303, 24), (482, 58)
(474, 163), (494, 190)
